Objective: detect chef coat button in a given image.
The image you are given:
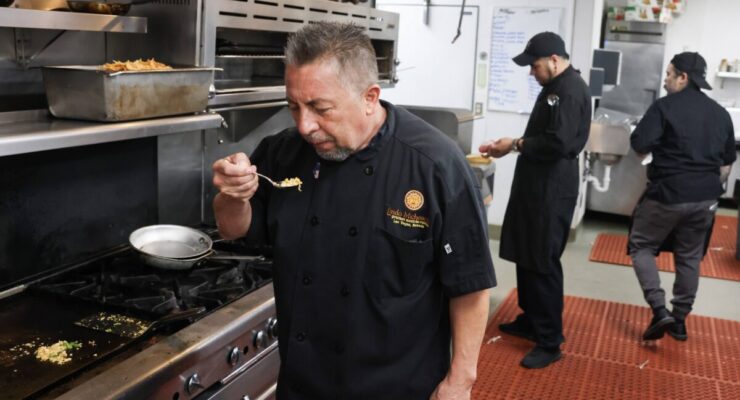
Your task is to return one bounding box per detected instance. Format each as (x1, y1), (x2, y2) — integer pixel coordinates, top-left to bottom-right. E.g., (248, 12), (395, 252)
(310, 215), (319, 226)
(302, 273), (312, 285)
(296, 332), (306, 342)
(340, 285), (350, 297)
(364, 166), (374, 176)
(348, 226), (358, 237)
(334, 343), (345, 354)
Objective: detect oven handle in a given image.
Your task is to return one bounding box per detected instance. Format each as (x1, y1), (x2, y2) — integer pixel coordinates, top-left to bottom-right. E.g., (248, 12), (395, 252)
(210, 101), (288, 113)
(0, 284), (26, 300)
(253, 383), (277, 400)
(221, 340), (279, 386)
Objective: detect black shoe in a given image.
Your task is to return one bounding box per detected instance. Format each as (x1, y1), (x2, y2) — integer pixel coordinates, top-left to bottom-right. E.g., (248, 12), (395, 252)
(520, 346), (562, 369)
(667, 319), (688, 341)
(499, 316), (536, 342)
(642, 307), (675, 341)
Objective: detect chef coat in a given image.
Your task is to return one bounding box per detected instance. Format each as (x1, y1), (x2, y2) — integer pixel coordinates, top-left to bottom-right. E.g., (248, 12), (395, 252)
(499, 66), (591, 272)
(630, 85), (736, 204)
(244, 100), (496, 400)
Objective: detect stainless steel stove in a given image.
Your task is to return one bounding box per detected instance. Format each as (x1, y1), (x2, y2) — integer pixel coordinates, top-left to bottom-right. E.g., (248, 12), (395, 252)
(0, 237), (279, 400)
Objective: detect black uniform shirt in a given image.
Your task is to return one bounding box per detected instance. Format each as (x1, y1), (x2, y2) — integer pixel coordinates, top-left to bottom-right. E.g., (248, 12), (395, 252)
(631, 86), (736, 204)
(500, 66), (591, 271)
(245, 101), (496, 400)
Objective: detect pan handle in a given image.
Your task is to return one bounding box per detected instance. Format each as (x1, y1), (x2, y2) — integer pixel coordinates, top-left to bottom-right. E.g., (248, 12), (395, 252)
(207, 252), (266, 262)
(148, 306), (207, 331)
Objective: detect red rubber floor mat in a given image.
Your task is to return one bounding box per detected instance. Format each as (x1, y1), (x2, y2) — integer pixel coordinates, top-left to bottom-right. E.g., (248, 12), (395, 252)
(473, 290), (740, 399)
(588, 215), (740, 282)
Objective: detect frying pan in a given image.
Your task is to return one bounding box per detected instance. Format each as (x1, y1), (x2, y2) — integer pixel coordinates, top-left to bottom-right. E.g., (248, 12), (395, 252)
(129, 225), (264, 270)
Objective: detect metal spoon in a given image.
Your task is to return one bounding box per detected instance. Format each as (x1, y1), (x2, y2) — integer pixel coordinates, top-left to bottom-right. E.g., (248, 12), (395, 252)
(255, 173), (287, 188)
(255, 173), (303, 191)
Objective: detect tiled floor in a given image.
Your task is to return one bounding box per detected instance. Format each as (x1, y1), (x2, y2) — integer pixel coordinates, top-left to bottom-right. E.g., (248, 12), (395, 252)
(475, 290), (740, 400)
(487, 209), (740, 322)
(588, 215), (740, 281)
(480, 209), (740, 399)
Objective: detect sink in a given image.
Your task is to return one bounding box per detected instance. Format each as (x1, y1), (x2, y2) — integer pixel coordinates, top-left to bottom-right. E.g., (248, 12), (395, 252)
(585, 121), (631, 164)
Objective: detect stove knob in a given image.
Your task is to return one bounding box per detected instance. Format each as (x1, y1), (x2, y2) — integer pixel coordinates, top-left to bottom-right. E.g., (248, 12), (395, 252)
(253, 330), (268, 349)
(228, 346), (241, 366)
(186, 373), (204, 394)
(266, 317), (278, 339)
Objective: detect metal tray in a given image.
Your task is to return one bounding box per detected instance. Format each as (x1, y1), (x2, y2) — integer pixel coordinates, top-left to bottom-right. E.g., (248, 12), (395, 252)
(42, 66), (217, 122)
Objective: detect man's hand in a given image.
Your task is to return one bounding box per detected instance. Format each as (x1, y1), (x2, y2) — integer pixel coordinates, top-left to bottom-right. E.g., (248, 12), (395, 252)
(429, 374), (473, 400)
(212, 152), (259, 201)
(479, 137), (515, 158)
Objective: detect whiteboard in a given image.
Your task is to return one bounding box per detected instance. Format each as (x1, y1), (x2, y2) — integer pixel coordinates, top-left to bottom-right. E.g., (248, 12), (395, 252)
(487, 7), (564, 114)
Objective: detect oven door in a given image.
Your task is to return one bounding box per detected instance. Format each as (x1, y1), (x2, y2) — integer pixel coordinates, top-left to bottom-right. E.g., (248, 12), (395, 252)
(195, 344), (279, 400)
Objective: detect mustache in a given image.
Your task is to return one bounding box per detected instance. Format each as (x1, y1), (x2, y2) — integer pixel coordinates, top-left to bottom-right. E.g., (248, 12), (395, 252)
(305, 132), (335, 145)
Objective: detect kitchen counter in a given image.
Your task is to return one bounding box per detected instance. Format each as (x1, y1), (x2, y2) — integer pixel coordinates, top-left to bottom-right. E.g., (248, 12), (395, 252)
(0, 110), (224, 157)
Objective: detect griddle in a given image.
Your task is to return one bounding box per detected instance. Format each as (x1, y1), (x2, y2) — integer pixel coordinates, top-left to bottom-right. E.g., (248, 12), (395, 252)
(0, 288), (196, 400)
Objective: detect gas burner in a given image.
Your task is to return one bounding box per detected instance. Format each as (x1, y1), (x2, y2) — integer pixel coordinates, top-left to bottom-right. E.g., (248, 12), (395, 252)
(36, 246), (272, 316)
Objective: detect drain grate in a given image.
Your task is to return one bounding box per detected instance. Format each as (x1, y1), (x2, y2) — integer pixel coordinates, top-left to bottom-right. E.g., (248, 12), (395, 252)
(473, 289), (740, 399)
(588, 215), (740, 282)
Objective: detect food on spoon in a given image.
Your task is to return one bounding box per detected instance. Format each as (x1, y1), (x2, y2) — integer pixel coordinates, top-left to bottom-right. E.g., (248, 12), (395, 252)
(279, 177), (303, 191)
(102, 59), (173, 72)
(35, 340), (82, 365)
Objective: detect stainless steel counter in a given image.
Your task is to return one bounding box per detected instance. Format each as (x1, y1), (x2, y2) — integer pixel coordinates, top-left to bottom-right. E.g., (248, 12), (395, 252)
(0, 110), (224, 157)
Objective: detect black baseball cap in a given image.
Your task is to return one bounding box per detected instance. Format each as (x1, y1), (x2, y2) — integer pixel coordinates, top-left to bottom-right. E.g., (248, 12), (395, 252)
(512, 31), (569, 66)
(670, 52), (712, 90)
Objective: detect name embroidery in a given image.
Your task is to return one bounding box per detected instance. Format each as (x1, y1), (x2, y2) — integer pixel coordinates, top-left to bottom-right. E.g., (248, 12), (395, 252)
(386, 207), (430, 229)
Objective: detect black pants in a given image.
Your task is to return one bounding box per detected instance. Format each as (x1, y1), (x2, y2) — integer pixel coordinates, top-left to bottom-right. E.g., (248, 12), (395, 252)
(516, 263), (565, 349)
(514, 195), (574, 349)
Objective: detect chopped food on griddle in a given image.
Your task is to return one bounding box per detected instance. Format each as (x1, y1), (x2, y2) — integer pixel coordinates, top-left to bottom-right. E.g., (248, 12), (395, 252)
(35, 340), (82, 365)
(75, 312), (149, 339)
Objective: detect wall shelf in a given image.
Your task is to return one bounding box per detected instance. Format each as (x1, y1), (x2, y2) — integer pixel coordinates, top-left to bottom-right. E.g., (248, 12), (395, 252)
(0, 8), (147, 33)
(717, 71), (740, 89)
(717, 71), (740, 79)
(0, 110), (224, 157)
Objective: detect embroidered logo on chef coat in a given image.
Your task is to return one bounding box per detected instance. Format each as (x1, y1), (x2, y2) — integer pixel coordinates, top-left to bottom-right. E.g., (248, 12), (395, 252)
(404, 190), (424, 211)
(386, 207), (430, 229)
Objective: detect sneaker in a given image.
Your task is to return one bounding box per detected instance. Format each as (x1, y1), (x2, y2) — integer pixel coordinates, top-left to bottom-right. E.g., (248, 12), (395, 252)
(642, 307), (675, 341)
(499, 316), (536, 342)
(520, 346), (562, 369)
(667, 319), (688, 341)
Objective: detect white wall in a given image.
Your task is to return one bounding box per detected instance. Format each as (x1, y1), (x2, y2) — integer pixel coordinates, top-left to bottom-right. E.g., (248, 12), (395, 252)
(378, 0), (603, 226)
(660, 0), (740, 104)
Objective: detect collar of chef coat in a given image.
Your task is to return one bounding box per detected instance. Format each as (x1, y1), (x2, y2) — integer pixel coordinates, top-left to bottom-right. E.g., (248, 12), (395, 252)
(545, 64), (577, 88)
(352, 100), (394, 162)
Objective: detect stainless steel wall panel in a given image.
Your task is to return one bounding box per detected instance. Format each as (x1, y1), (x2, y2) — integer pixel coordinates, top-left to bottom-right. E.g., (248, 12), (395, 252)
(202, 106), (294, 224)
(598, 41), (665, 116)
(106, 1), (201, 67)
(158, 131), (205, 226)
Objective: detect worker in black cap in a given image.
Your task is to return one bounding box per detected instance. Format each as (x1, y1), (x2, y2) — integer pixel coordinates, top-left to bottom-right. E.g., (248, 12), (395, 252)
(479, 31), (591, 368)
(629, 51), (735, 342)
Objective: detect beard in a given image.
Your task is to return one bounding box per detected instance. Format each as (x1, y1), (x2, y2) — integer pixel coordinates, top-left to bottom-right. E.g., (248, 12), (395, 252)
(306, 131), (354, 161)
(316, 146), (353, 161)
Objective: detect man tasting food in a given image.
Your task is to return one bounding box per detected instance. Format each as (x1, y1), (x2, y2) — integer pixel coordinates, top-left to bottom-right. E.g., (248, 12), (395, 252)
(212, 21), (495, 400)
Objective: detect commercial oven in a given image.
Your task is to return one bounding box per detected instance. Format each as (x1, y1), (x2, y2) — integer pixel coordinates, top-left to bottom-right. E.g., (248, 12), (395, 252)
(0, 1), (400, 399)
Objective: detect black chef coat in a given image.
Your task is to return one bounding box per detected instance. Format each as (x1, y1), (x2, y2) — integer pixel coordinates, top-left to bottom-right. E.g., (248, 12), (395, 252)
(499, 66), (591, 272)
(630, 86), (736, 204)
(245, 100), (496, 400)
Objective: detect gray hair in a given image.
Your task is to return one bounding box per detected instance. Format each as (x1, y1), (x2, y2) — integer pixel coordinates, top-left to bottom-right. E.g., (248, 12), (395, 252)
(285, 21), (378, 93)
